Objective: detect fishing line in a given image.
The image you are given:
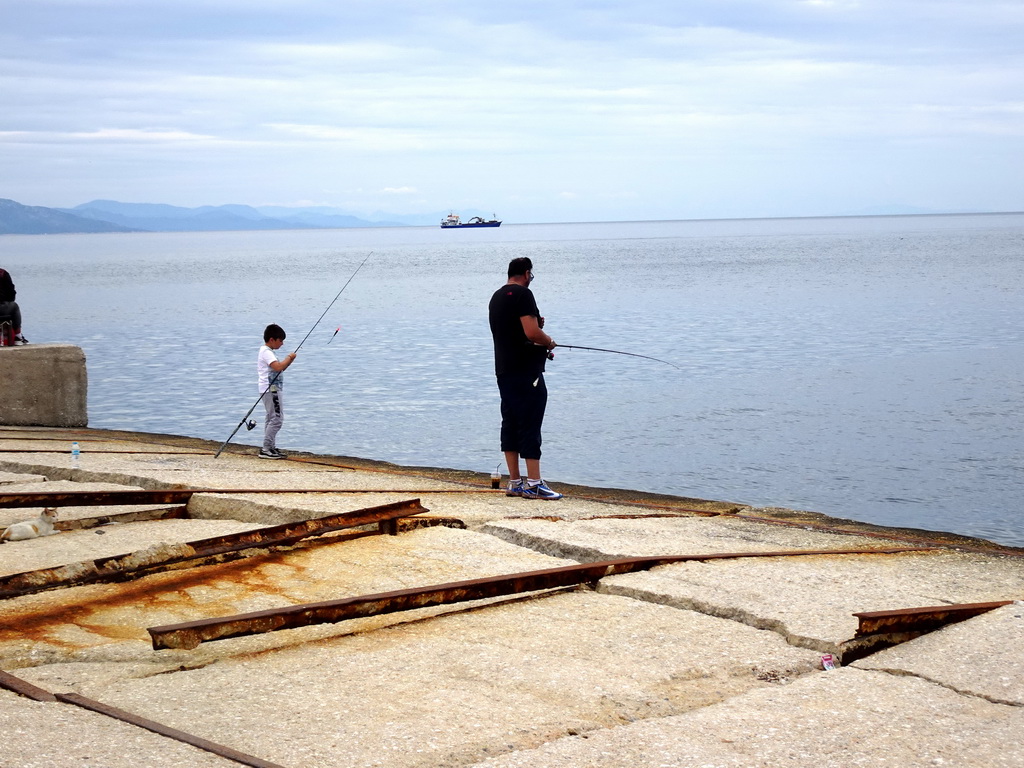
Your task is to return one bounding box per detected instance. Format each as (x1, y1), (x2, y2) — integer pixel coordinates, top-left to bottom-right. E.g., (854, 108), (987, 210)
(291, 251), (372, 352)
(214, 251), (373, 458)
(556, 343), (681, 370)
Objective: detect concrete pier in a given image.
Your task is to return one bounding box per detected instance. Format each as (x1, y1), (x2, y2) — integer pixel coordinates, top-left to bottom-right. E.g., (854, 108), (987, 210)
(0, 426), (1021, 767)
(0, 344), (87, 427)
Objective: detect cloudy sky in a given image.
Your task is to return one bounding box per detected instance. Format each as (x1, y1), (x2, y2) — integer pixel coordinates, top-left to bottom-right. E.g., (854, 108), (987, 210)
(2, 0), (1022, 222)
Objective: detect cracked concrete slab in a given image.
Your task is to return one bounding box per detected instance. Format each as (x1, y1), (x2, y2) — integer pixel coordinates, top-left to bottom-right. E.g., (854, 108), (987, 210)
(480, 515), (915, 560)
(187, 488), (657, 529)
(466, 667), (1024, 768)
(1, 526), (573, 670)
(423, 495), (720, 528)
(0, 439), (204, 454)
(599, 550), (1024, 653)
(187, 489), (430, 525)
(854, 602), (1024, 706)
(0, 471), (47, 486)
(21, 590), (821, 768)
(1, 451), (345, 487)
(0, 480), (177, 528)
(3, 427), (1023, 767)
(121, 465), (452, 492)
(480, 517), (1024, 653)
(4, 443), (721, 531)
(0, 689), (237, 768)
(3, 447), (715, 530)
(0, 516), (264, 577)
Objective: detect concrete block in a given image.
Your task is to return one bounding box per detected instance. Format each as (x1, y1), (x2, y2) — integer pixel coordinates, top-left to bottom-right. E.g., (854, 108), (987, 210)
(0, 343), (87, 426)
(854, 602), (1024, 706)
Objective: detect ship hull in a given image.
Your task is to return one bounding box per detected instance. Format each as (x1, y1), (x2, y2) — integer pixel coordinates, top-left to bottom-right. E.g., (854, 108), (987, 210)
(442, 221), (501, 228)
(441, 212), (502, 228)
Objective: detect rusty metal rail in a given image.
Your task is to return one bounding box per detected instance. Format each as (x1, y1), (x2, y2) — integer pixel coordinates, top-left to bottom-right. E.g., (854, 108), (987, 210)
(149, 546), (930, 650)
(0, 669), (281, 766)
(854, 600), (1014, 637)
(55, 506), (189, 531)
(55, 693), (285, 768)
(0, 498), (426, 600)
(0, 489), (212, 507)
(0, 669), (58, 702)
(839, 599), (1017, 662)
(0, 488), (495, 508)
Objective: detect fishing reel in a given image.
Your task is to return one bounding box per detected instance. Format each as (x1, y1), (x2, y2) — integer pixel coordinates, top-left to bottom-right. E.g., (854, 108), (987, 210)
(245, 419), (257, 431)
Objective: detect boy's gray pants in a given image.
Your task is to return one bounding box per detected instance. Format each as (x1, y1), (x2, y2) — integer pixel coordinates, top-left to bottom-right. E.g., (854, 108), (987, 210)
(262, 387), (283, 450)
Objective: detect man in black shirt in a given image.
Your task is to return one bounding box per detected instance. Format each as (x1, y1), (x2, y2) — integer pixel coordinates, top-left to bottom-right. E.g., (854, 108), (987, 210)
(488, 257), (562, 500)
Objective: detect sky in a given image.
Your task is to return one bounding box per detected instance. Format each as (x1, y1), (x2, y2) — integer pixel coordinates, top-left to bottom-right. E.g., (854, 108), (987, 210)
(2, 0), (1023, 223)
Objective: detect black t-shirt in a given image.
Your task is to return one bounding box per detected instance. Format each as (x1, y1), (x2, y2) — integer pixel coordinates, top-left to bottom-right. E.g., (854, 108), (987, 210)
(488, 283), (547, 377)
(0, 269), (15, 303)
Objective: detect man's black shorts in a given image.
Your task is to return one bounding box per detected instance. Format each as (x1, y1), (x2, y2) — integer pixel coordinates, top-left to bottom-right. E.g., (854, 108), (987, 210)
(497, 372), (547, 460)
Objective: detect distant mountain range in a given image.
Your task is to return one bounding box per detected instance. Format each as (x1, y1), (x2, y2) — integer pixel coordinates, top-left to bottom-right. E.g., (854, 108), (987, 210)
(0, 198), (135, 234)
(0, 198), (490, 235)
(5, 197), (993, 236)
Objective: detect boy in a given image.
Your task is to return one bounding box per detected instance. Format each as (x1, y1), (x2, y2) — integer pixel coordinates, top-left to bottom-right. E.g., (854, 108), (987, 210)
(257, 323), (296, 459)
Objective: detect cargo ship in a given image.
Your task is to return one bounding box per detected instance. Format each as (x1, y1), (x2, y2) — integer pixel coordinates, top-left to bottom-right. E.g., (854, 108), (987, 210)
(440, 213), (501, 228)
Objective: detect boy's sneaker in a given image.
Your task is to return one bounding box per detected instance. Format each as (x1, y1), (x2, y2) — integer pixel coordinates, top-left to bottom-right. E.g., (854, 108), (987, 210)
(521, 480), (563, 501)
(13, 334), (27, 345)
(505, 478), (525, 497)
(258, 448), (284, 459)
(271, 448), (287, 459)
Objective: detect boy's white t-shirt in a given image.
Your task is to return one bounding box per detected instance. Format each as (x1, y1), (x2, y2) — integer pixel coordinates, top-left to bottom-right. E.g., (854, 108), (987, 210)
(257, 344), (283, 393)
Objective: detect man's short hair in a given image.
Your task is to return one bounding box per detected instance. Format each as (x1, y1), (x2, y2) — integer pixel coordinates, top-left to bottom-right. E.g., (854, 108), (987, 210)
(508, 257), (533, 278)
(264, 323), (286, 342)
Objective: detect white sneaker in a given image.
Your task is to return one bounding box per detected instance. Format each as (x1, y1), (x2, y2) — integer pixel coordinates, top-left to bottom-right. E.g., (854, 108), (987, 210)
(520, 480), (563, 500)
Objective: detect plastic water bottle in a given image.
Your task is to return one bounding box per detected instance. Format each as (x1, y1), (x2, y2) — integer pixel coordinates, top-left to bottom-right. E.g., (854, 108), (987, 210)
(71, 441), (80, 469)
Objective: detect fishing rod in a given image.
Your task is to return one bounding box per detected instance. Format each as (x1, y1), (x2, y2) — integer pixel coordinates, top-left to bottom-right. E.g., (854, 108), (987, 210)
(555, 343), (681, 370)
(214, 251), (373, 459)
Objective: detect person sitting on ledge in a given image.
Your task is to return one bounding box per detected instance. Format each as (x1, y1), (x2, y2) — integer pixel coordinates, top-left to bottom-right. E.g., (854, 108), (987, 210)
(0, 268), (27, 346)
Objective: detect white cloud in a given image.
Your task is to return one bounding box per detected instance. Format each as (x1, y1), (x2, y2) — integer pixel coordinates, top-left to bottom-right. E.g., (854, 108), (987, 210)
(0, 128), (220, 145)
(72, 129), (217, 143)
(266, 123), (428, 152)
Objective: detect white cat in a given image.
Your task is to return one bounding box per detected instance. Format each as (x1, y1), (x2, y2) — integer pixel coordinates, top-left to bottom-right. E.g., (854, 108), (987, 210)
(1, 508), (59, 542)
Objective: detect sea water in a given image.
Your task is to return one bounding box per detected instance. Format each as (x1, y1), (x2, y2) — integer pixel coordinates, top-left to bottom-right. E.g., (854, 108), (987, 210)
(4, 213), (1023, 546)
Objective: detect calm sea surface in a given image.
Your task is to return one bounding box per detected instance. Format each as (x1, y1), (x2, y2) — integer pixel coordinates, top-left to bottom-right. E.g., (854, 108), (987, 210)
(3, 214), (1023, 546)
